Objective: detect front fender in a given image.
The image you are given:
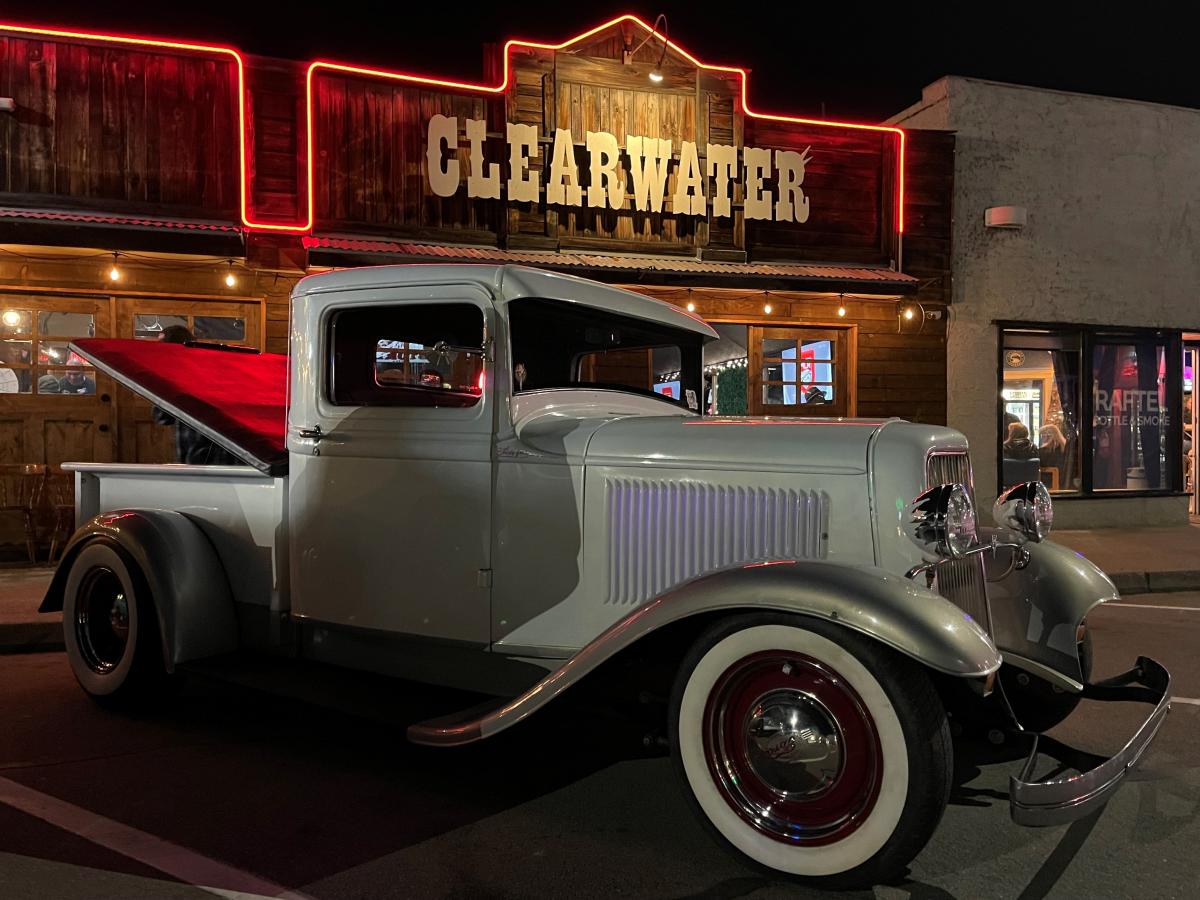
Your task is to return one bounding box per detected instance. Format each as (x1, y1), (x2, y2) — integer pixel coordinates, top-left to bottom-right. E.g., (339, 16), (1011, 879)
(410, 561), (1000, 746)
(41, 510), (238, 670)
(981, 528), (1117, 687)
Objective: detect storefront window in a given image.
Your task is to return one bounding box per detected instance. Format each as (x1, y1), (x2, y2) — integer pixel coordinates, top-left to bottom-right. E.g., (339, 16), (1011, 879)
(1092, 340), (1170, 491)
(1001, 327), (1181, 496)
(1001, 332), (1081, 493)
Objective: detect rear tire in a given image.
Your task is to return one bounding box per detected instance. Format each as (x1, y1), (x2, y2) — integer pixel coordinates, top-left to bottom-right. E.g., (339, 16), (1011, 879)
(62, 541), (176, 709)
(669, 613), (952, 889)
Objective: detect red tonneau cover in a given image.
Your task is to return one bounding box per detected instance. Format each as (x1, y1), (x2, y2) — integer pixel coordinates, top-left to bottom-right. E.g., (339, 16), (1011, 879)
(72, 338), (288, 475)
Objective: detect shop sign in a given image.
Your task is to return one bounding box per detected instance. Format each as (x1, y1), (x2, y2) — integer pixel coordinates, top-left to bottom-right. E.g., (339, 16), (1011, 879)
(1093, 389), (1169, 427)
(425, 116), (812, 223)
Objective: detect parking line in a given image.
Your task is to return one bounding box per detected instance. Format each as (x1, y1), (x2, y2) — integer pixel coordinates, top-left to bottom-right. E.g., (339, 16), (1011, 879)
(1105, 603), (1200, 612)
(1173, 697), (1200, 706)
(0, 775), (309, 899)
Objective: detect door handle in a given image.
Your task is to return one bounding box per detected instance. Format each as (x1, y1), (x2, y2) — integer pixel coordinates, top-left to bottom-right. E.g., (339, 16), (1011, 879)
(298, 426), (325, 442)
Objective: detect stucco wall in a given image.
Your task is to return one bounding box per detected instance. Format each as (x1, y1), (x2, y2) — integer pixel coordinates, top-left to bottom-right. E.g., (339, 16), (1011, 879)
(892, 77), (1200, 527)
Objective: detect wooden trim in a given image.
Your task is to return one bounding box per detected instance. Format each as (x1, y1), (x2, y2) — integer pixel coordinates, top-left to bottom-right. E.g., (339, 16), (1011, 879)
(0, 285), (267, 304)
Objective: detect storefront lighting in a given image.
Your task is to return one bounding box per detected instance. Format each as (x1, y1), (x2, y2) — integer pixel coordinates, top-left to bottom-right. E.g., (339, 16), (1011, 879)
(764, 303), (773, 314)
(648, 69), (664, 84)
(837, 306), (847, 317)
(903, 307), (915, 321)
(107, 253), (121, 282)
(224, 261), (238, 288)
(686, 301), (696, 312)
(1, 309), (20, 327)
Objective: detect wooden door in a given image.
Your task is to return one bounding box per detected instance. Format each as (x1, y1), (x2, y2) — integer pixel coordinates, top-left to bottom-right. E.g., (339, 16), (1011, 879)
(748, 326), (851, 417)
(113, 298), (262, 463)
(0, 294), (115, 466)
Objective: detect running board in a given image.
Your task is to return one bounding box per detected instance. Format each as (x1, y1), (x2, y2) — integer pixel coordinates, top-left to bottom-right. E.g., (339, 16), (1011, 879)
(407, 698), (512, 746)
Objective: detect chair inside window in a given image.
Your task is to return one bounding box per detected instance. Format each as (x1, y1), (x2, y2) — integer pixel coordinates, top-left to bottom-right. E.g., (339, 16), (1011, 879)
(0, 464), (46, 563)
(44, 466), (76, 564)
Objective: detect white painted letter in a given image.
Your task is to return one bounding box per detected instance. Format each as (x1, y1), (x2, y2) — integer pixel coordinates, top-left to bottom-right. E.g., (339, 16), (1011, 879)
(465, 118), (500, 200)
(426, 114), (460, 198)
(672, 140), (706, 216)
(586, 131), (623, 210)
(706, 143), (737, 218)
(743, 147), (773, 220)
(546, 128), (583, 207)
(775, 147), (812, 223)
(507, 122), (540, 203)
(626, 135), (672, 213)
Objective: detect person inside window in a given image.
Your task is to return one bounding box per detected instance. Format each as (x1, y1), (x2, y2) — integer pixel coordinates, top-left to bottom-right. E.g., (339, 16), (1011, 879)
(57, 369), (96, 395)
(153, 325), (242, 465)
(1003, 421), (1039, 460)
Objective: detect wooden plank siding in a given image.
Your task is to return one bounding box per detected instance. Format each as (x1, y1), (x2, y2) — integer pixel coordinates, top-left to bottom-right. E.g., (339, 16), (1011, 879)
(0, 35), (239, 218)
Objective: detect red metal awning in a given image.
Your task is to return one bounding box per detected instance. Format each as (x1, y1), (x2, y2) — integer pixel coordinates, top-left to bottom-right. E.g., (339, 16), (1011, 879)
(0, 206), (241, 233)
(303, 236), (919, 292)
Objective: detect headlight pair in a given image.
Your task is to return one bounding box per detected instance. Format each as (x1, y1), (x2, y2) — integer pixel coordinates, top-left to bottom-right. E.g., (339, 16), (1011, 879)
(907, 480), (1052, 561)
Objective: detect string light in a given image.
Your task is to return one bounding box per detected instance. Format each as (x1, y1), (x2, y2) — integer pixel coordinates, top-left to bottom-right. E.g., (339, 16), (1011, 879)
(686, 301), (695, 312)
(224, 260), (238, 288)
(837, 306), (847, 317)
(704, 357), (748, 375)
(107, 252), (121, 282)
(763, 303), (773, 314)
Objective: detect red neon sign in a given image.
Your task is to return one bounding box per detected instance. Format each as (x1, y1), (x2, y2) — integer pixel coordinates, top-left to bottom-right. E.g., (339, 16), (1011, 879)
(0, 15), (906, 235)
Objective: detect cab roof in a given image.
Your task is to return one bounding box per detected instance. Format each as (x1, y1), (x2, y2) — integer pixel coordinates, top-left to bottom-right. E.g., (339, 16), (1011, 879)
(294, 264), (719, 340)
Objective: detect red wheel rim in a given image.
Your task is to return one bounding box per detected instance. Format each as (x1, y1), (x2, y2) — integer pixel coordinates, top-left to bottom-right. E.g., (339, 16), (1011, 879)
(702, 650), (883, 846)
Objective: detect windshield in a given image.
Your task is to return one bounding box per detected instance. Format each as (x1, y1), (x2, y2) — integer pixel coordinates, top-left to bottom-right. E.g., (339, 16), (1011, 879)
(508, 297), (705, 411)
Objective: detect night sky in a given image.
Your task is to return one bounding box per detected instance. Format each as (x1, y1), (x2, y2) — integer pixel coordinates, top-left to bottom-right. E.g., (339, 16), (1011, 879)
(5, 1), (1195, 122)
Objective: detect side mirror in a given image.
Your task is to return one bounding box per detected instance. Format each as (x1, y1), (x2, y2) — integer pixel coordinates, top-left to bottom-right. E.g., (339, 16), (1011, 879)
(993, 481), (1053, 542)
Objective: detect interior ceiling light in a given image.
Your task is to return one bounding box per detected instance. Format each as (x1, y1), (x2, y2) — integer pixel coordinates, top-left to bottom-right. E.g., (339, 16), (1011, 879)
(1, 309), (20, 327)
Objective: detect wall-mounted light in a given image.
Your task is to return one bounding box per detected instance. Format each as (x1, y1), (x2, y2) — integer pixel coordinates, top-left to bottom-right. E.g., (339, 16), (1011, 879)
(623, 13), (669, 84)
(107, 252), (121, 282)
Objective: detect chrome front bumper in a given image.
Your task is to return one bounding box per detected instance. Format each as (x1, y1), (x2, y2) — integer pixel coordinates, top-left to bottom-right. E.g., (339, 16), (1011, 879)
(1009, 657), (1171, 826)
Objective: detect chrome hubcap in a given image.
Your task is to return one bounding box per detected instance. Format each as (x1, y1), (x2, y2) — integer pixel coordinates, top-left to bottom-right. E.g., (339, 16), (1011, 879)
(746, 690), (843, 798)
(75, 567), (130, 675)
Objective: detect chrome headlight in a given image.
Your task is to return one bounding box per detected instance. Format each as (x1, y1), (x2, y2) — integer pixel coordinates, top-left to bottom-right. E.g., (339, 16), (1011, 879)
(907, 483), (978, 559)
(993, 481), (1053, 542)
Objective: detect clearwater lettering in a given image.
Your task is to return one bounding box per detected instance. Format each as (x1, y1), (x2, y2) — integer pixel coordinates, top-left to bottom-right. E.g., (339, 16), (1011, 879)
(425, 116), (812, 223)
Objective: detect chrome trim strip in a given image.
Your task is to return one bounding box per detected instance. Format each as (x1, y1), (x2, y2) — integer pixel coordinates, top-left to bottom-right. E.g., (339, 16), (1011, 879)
(1010, 656), (1171, 826)
(1001, 651), (1085, 694)
(61, 462), (268, 480)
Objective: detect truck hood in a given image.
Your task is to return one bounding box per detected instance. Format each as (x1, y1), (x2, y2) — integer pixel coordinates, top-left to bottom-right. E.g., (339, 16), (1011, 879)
(584, 415), (889, 474)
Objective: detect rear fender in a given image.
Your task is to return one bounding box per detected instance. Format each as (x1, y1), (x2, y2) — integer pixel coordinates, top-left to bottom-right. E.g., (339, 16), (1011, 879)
(41, 510), (238, 670)
(411, 560), (1001, 745)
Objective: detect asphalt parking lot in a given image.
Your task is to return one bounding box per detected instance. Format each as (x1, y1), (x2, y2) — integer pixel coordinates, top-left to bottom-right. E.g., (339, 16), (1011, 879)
(0, 595), (1197, 900)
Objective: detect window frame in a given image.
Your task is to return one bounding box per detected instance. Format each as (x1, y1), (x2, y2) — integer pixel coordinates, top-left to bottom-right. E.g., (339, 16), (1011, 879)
(997, 321), (1184, 499)
(325, 301), (488, 409)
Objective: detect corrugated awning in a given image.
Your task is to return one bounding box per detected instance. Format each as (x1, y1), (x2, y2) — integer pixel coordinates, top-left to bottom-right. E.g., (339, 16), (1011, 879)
(0, 206), (241, 233)
(303, 236), (919, 293)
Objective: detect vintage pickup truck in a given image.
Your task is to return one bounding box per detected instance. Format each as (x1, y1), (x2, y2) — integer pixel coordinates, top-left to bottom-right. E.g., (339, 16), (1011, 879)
(42, 264), (1169, 887)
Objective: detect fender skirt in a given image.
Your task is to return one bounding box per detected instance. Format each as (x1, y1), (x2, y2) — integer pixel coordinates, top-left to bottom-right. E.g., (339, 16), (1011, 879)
(41, 510), (238, 671)
(409, 561), (1001, 746)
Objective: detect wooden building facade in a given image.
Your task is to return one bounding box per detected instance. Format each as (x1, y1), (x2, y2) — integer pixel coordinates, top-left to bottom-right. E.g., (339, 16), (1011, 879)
(0, 16), (953, 500)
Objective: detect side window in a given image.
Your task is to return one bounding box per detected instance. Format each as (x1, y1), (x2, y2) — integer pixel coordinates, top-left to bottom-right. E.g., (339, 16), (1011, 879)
(329, 303), (485, 407)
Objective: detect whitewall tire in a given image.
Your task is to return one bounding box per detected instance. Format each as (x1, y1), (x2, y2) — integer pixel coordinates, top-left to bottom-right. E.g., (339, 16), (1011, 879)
(669, 614), (952, 888)
(62, 541), (173, 707)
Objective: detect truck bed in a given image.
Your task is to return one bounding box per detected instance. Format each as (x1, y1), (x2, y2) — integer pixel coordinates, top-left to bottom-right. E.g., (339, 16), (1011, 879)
(71, 338), (289, 475)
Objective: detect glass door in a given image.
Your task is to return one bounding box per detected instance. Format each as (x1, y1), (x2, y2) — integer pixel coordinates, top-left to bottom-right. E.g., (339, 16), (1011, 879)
(114, 298), (262, 463)
(1186, 345), (1198, 515)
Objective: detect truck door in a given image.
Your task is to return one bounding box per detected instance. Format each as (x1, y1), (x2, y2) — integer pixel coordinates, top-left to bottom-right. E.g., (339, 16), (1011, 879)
(287, 285), (494, 644)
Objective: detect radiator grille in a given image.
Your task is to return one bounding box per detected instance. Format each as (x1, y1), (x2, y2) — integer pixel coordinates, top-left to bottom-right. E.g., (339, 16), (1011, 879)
(605, 478), (829, 606)
(926, 452), (991, 632)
